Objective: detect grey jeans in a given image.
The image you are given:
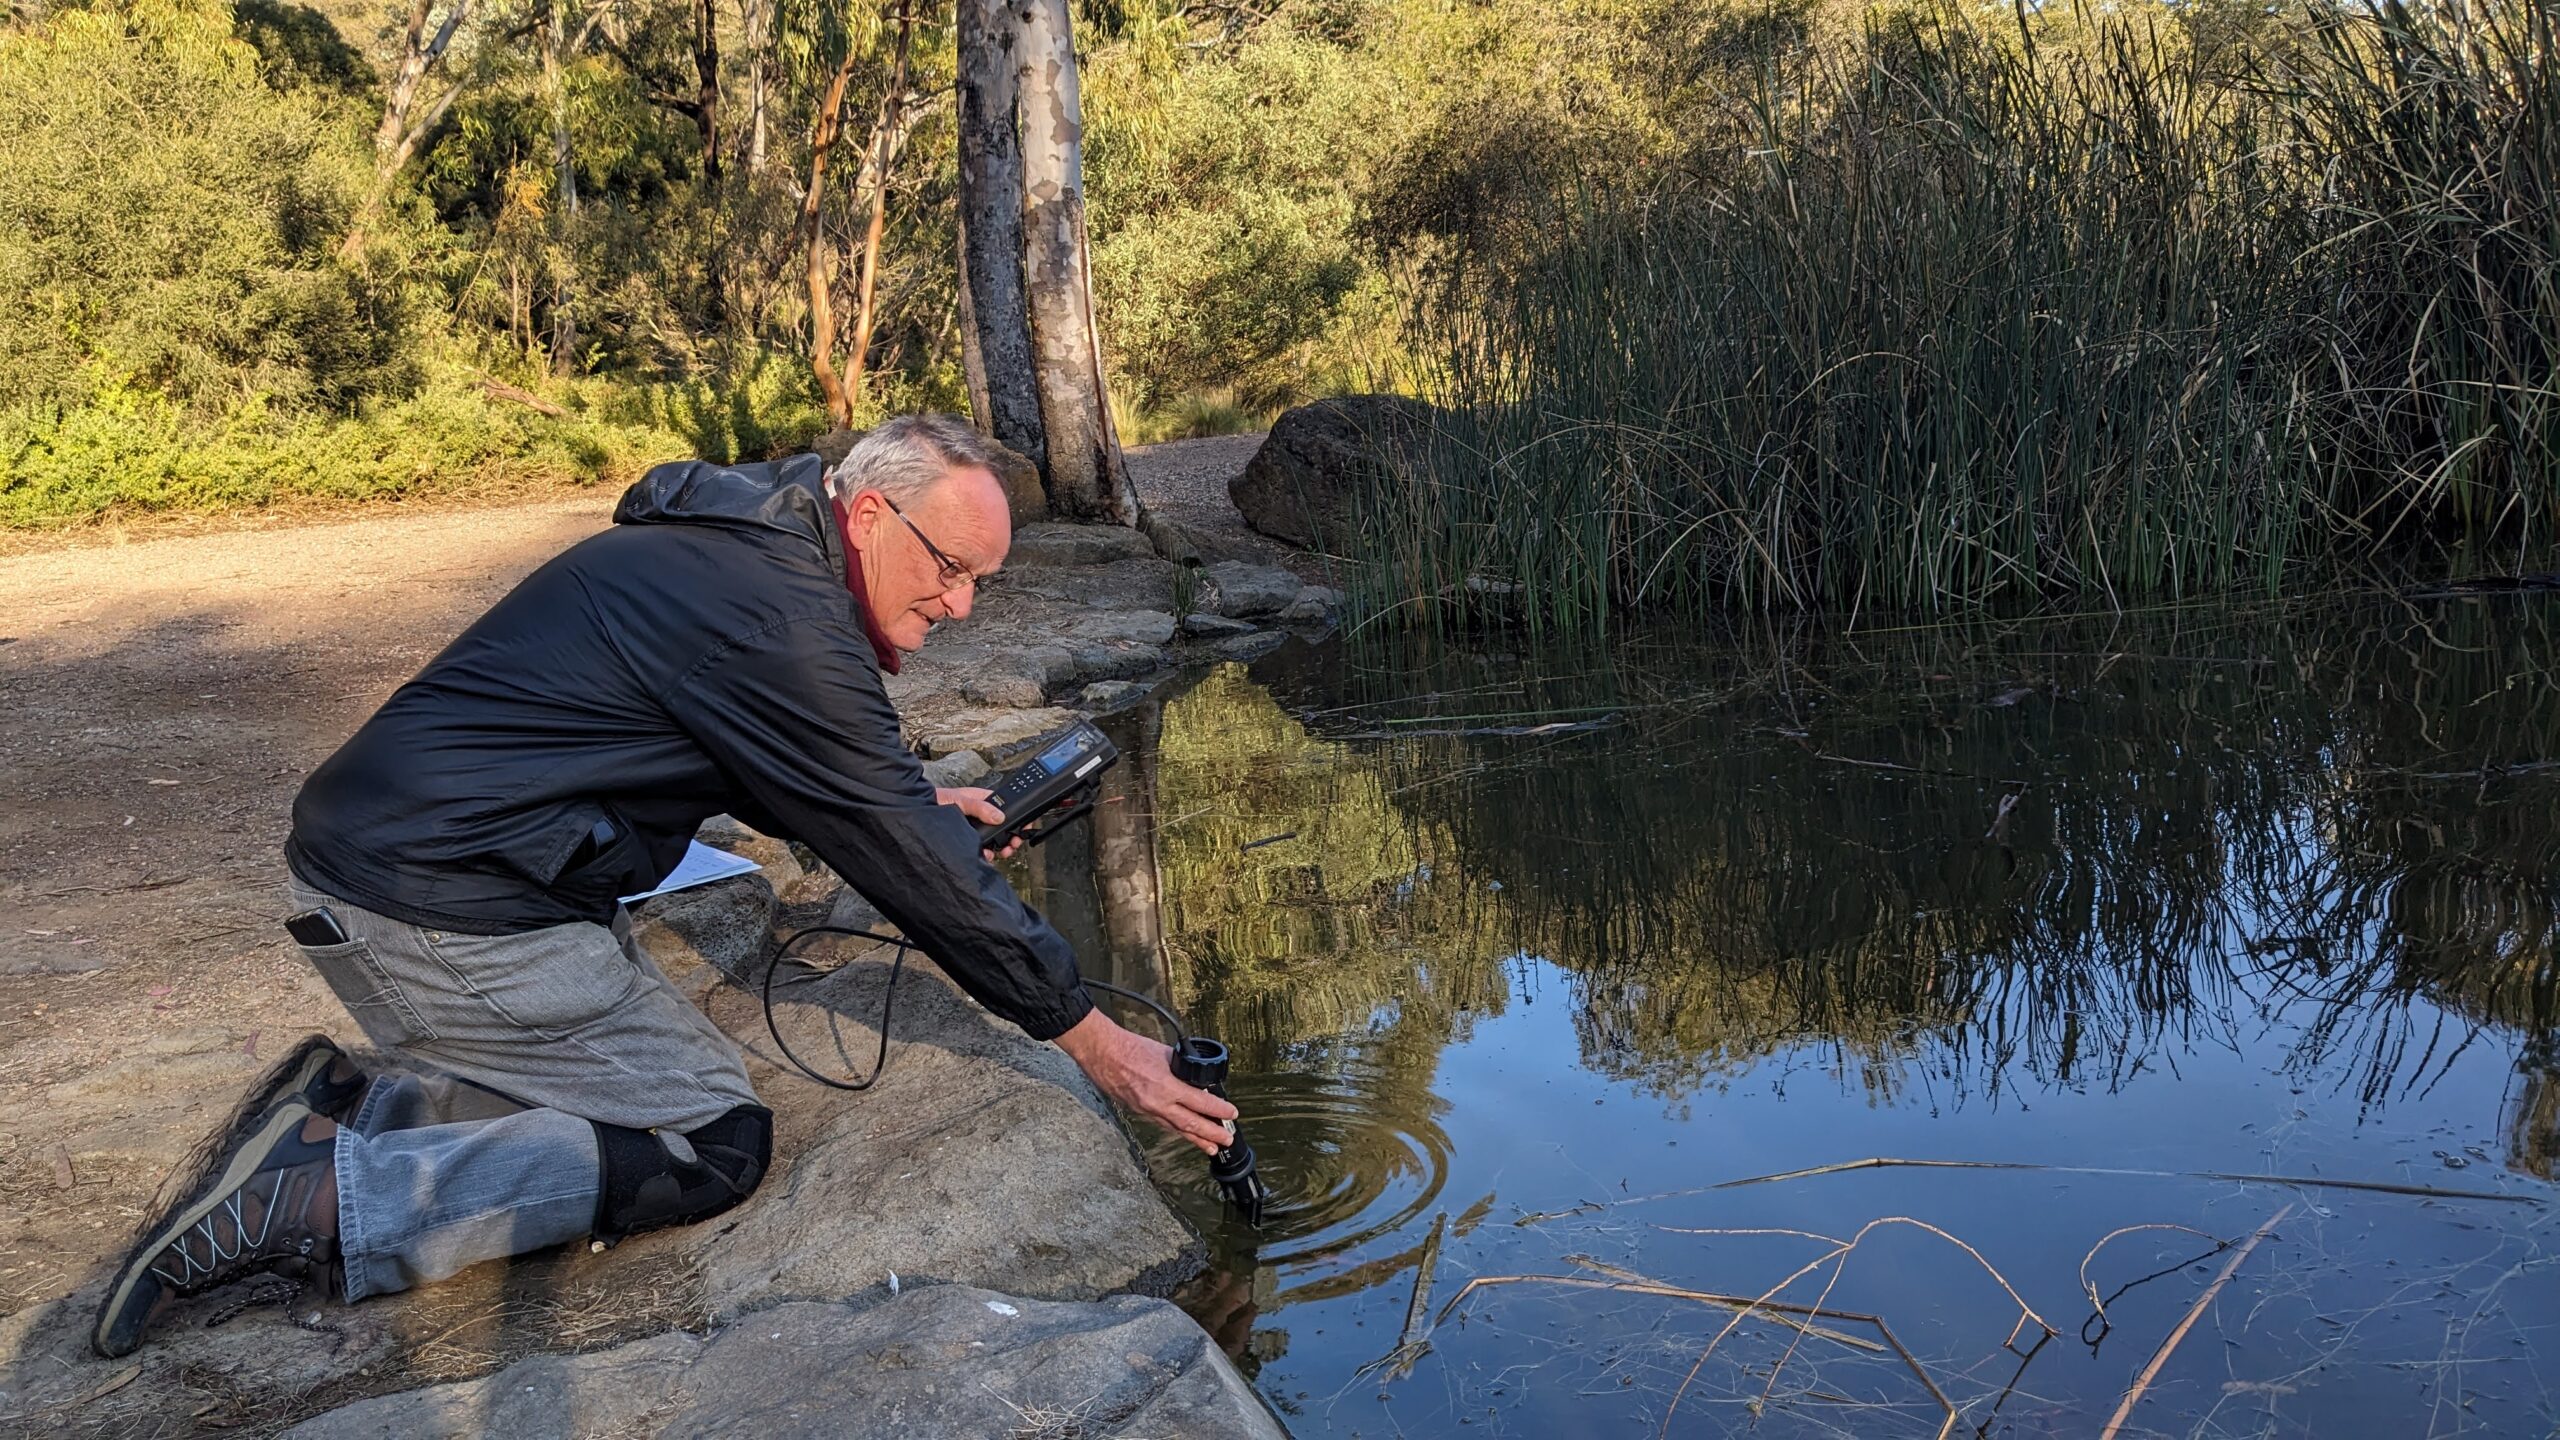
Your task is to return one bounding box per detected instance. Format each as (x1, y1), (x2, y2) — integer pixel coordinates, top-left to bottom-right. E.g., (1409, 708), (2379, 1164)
(286, 878), (760, 1301)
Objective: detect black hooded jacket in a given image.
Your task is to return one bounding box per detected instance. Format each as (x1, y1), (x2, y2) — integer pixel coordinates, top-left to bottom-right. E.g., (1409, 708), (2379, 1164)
(285, 455), (1093, 1041)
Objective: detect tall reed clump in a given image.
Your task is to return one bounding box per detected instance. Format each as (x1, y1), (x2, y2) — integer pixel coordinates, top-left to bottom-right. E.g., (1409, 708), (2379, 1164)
(1362, 1), (2560, 633)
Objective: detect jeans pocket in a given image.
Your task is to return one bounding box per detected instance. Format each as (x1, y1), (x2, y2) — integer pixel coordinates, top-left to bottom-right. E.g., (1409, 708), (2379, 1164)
(424, 923), (642, 1039)
(301, 938), (439, 1045)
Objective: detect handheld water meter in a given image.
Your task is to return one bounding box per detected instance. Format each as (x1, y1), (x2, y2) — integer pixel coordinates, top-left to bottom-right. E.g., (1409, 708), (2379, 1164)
(976, 718), (1119, 850)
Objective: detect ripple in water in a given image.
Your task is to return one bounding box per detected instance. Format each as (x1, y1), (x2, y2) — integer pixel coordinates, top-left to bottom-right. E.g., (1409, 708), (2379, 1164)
(1145, 1053), (1452, 1297)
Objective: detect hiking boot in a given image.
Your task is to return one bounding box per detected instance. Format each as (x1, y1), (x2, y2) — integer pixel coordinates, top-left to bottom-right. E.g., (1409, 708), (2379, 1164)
(92, 1098), (340, 1359)
(249, 1033), (367, 1124)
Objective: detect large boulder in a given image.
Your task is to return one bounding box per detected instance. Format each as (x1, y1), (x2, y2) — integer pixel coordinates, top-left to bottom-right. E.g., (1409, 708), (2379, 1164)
(1229, 394), (1435, 552)
(281, 1286), (1286, 1440)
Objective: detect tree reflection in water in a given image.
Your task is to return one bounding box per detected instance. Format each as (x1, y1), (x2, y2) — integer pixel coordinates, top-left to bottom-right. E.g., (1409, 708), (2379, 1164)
(1017, 590), (2560, 1429)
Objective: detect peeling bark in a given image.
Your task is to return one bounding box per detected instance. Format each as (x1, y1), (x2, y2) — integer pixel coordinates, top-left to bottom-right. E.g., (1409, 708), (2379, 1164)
(955, 0), (1047, 464)
(1015, 0), (1136, 521)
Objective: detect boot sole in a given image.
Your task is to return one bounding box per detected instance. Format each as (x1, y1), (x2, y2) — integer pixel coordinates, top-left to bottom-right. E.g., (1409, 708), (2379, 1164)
(92, 1099), (318, 1358)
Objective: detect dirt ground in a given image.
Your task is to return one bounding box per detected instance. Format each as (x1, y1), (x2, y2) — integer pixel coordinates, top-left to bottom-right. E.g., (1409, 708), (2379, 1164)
(0, 436), (1266, 1355)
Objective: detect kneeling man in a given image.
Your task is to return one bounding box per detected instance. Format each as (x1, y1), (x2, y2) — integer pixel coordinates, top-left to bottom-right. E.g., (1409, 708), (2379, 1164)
(95, 415), (1234, 1356)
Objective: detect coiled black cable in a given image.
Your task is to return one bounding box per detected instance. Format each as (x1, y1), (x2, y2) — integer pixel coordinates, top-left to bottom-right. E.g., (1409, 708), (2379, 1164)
(762, 923), (1188, 1090)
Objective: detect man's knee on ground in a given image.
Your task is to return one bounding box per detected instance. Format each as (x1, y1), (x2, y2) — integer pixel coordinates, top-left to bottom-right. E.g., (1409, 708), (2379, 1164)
(591, 1103), (773, 1243)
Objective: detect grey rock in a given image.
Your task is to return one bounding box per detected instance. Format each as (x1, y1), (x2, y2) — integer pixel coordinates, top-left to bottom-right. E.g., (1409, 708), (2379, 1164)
(1139, 510), (1208, 565)
(1008, 522), (1155, 568)
(1278, 587), (1343, 626)
(825, 886), (889, 932)
(993, 555), (1178, 612)
(919, 749), (990, 788)
(1230, 393), (1435, 550)
(1181, 612), (1259, 638)
(1200, 562), (1303, 619)
(697, 953), (1200, 1313)
(1060, 609), (1179, 647)
(1078, 679), (1149, 710)
(916, 706), (1081, 759)
(987, 439), (1048, 526)
(776, 861), (845, 907)
(1215, 631), (1289, 663)
(283, 1287), (1284, 1440)
(629, 874), (778, 989)
(1063, 646), (1165, 685)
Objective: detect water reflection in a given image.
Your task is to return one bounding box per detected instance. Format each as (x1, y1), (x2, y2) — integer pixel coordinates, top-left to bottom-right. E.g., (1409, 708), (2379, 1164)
(1028, 591), (2560, 1434)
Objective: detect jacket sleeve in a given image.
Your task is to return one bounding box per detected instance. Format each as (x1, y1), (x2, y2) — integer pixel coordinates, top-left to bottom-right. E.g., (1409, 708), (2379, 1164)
(661, 615), (1094, 1041)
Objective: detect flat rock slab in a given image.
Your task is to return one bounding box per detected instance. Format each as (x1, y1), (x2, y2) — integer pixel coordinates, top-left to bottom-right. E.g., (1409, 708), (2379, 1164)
(693, 941), (1200, 1314)
(281, 1286), (1286, 1440)
(1008, 522), (1159, 568)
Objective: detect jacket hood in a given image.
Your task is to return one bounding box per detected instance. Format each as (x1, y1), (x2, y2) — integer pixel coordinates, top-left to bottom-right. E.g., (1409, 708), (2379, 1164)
(612, 454), (842, 568)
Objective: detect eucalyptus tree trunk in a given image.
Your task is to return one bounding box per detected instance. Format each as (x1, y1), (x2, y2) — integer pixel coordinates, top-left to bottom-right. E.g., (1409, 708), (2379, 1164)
(342, 0), (473, 257)
(741, 0), (772, 173)
(955, 0), (1048, 466)
(843, 2), (916, 406)
(803, 47), (864, 425)
(541, 2), (580, 372)
(375, 0), (474, 167)
(1014, 0), (1136, 522)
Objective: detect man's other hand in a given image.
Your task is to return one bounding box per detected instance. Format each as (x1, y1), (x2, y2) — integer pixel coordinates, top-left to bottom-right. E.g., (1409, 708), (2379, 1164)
(1052, 1010), (1240, 1156)
(936, 786), (1024, 861)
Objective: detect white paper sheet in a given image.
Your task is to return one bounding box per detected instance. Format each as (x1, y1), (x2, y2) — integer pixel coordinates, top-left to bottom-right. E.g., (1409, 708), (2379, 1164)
(619, 840), (761, 904)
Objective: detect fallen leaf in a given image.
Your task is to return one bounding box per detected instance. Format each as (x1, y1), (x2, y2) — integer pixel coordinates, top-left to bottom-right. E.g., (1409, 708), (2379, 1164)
(77, 1363), (141, 1403)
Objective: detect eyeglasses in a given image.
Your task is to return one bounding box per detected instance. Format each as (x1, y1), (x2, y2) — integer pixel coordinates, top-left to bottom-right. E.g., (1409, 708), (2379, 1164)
(883, 496), (978, 592)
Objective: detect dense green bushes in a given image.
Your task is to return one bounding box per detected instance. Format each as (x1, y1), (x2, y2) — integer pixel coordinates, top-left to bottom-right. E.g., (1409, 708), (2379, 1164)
(0, 0), (407, 417)
(1366, 1), (2560, 630)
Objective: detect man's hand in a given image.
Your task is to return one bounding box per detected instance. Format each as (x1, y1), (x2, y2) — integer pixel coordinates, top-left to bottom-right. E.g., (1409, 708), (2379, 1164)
(937, 786), (1025, 861)
(1052, 1009), (1239, 1156)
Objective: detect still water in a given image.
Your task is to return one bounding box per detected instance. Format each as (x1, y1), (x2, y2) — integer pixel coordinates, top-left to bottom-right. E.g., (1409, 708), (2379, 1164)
(1027, 591), (2560, 1438)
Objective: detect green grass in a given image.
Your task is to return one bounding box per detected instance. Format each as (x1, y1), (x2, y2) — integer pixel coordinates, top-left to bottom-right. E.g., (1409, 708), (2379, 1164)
(1361, 0), (2560, 633)
(0, 350), (834, 530)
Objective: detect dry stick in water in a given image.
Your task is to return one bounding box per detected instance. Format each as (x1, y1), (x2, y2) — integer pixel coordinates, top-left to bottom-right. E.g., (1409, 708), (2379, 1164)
(1564, 1254), (1888, 1353)
(2097, 1203), (2295, 1440)
(1358, 1211), (1447, 1380)
(1653, 1217), (2057, 1437)
(2078, 1223), (2232, 1333)
(1430, 1274), (1958, 1436)
(1506, 1157), (2538, 1225)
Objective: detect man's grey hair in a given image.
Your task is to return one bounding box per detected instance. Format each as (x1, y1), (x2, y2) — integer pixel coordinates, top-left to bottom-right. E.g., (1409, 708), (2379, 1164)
(824, 414), (1001, 506)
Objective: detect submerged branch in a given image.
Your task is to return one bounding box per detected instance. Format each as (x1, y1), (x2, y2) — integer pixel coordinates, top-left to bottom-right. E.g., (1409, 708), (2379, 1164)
(2097, 1204), (2295, 1440)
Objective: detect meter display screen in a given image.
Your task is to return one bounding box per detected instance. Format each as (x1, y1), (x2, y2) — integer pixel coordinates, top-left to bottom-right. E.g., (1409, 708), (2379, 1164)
(1038, 730), (1089, 773)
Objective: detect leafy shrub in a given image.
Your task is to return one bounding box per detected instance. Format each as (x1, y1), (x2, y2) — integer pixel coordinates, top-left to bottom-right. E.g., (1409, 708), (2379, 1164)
(0, 0), (410, 417)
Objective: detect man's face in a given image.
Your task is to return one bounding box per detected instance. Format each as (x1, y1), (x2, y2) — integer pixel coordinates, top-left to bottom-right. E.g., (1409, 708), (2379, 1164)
(845, 465), (1011, 652)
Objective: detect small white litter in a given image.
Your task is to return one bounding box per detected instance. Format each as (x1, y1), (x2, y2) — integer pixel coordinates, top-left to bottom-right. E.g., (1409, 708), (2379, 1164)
(985, 1301), (1020, 1317)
